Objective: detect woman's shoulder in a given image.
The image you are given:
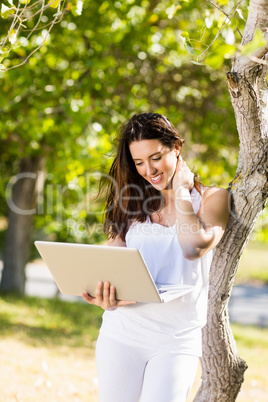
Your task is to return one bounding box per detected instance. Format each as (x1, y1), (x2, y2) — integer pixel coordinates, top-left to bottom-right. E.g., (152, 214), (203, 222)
(108, 235), (127, 247)
(200, 186), (231, 219)
(202, 186), (230, 200)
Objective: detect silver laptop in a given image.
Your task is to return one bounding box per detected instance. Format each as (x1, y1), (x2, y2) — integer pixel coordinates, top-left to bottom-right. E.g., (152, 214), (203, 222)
(34, 241), (194, 303)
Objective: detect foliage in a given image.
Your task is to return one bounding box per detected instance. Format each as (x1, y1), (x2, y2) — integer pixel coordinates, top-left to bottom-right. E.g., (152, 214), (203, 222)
(240, 27), (267, 56)
(1, 0), (264, 246)
(0, 0), (84, 70)
(3, 0), (264, 71)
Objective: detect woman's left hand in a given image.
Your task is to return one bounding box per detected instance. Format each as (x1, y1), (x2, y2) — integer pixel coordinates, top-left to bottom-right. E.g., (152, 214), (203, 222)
(81, 281), (136, 311)
(172, 156), (195, 192)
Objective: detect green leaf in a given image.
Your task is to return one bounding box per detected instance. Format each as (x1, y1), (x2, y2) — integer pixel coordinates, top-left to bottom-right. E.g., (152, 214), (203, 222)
(1, 6), (15, 18)
(181, 31), (190, 39)
(216, 44), (236, 59)
(241, 28), (267, 56)
(206, 54), (224, 69)
(49, 0), (60, 9)
(181, 32), (197, 56)
(185, 41), (195, 55)
(205, 43), (236, 69)
(191, 60), (205, 66)
(0, 49), (9, 62)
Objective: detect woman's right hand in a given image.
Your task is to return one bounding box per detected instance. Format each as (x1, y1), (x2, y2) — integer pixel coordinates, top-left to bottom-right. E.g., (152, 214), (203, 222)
(172, 156), (195, 193)
(81, 281), (137, 310)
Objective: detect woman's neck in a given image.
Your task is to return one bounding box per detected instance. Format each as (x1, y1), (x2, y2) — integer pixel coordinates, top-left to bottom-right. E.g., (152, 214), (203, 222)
(161, 188), (175, 203)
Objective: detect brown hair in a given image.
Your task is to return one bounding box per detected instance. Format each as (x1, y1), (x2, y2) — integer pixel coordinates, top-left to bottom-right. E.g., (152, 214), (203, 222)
(100, 113), (203, 241)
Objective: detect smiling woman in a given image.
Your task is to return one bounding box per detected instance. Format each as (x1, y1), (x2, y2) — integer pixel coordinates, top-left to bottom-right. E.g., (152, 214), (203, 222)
(81, 112), (230, 402)
(129, 139), (179, 189)
(99, 113), (204, 240)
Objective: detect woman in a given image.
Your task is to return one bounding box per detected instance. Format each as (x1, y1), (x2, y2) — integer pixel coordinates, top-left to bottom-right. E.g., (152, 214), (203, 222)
(82, 113), (230, 402)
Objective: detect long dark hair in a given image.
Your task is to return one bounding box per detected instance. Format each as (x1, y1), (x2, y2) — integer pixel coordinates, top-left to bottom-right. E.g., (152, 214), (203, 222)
(100, 113), (203, 241)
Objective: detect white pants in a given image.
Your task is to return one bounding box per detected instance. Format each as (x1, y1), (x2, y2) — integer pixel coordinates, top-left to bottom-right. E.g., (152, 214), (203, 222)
(96, 334), (199, 402)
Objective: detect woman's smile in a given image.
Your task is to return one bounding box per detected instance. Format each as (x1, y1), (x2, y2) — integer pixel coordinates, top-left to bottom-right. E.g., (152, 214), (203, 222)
(150, 173), (163, 184)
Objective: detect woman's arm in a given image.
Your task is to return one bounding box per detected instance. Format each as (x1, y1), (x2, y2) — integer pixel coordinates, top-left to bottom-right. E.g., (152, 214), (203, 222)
(173, 158), (231, 260)
(108, 236), (127, 247)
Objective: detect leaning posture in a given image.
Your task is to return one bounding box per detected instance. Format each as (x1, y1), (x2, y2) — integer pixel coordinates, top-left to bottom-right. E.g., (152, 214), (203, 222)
(82, 113), (230, 402)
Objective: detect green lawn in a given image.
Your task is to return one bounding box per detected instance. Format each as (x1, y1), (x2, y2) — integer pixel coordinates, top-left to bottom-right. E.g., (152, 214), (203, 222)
(0, 294), (103, 348)
(0, 240), (266, 401)
(0, 295), (102, 401)
(0, 294), (267, 401)
(235, 241), (268, 285)
(188, 324), (268, 401)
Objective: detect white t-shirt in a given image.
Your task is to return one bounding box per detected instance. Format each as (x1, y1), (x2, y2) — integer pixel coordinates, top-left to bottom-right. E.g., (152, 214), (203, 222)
(99, 187), (214, 356)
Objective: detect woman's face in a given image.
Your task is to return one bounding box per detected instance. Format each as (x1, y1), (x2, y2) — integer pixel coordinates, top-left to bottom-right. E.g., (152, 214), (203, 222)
(129, 139), (179, 191)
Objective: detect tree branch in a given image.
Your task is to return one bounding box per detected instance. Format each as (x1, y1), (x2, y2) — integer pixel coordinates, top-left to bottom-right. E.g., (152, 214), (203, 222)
(198, 1), (243, 62)
(248, 54), (268, 65)
(1, 0), (69, 72)
(0, 0), (70, 71)
(206, 0), (243, 39)
(241, 0), (268, 46)
(233, 0), (268, 71)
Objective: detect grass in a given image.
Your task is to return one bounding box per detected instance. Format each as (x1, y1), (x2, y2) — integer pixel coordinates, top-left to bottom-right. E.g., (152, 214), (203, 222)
(0, 294), (103, 348)
(188, 324), (268, 401)
(0, 295), (268, 401)
(232, 324), (268, 395)
(0, 240), (266, 400)
(235, 241), (268, 285)
(0, 295), (102, 401)
(0, 338), (99, 401)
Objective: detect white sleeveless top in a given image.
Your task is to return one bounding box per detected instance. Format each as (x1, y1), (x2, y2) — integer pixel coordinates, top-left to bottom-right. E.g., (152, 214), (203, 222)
(99, 187), (213, 356)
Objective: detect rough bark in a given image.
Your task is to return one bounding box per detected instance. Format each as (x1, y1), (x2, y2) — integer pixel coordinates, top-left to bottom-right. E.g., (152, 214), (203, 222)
(0, 156), (45, 296)
(194, 0), (268, 400)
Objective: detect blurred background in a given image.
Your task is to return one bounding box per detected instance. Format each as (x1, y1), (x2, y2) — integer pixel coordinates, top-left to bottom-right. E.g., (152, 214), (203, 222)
(0, 0), (267, 400)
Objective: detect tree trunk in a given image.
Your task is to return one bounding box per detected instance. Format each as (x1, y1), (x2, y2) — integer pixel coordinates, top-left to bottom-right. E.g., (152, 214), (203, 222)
(195, 0), (268, 400)
(0, 156), (45, 296)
